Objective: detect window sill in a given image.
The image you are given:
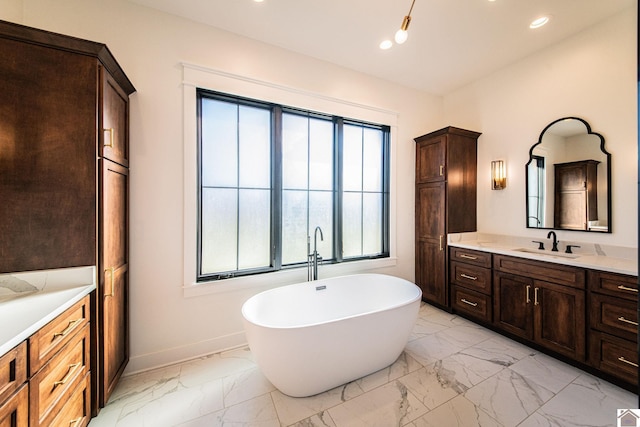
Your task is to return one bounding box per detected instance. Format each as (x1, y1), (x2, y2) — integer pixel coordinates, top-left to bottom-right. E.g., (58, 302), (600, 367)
(182, 257), (397, 298)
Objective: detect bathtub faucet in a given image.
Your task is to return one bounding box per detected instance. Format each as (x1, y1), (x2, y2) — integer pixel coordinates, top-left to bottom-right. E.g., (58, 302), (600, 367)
(308, 226), (323, 281)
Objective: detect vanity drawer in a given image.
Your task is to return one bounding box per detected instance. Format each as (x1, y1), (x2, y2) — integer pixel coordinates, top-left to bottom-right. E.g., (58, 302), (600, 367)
(450, 261), (491, 294)
(589, 330), (638, 385)
(47, 372), (91, 427)
(588, 270), (638, 301)
(493, 254), (585, 289)
(590, 293), (637, 342)
(0, 383), (28, 427)
(0, 341), (27, 407)
(30, 295), (89, 373)
(450, 247), (491, 268)
(30, 323), (90, 427)
(451, 285), (492, 323)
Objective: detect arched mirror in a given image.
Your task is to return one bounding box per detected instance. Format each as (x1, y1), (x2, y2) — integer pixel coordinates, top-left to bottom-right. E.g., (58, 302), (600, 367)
(526, 117), (611, 233)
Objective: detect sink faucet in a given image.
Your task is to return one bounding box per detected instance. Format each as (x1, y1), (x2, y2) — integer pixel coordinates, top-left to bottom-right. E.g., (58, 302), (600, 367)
(308, 226), (324, 281)
(547, 230), (559, 252)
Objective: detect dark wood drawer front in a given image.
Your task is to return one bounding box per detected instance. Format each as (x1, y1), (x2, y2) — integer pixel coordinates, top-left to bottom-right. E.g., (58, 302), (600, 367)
(588, 270), (638, 301)
(450, 247), (491, 268)
(452, 286), (492, 323)
(493, 254), (585, 289)
(589, 331), (638, 385)
(451, 261), (491, 294)
(0, 342), (26, 407)
(590, 293), (637, 341)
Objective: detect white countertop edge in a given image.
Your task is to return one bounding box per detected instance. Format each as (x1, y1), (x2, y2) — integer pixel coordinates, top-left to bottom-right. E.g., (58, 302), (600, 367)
(448, 241), (637, 276)
(0, 284), (95, 356)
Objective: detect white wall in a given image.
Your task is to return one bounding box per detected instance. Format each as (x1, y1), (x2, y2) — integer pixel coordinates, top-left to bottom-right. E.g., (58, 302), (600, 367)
(1, 0), (442, 373)
(2, 0), (636, 375)
(443, 9), (637, 247)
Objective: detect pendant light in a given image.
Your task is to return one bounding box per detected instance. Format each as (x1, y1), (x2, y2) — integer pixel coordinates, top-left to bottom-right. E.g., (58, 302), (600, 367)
(394, 0), (416, 44)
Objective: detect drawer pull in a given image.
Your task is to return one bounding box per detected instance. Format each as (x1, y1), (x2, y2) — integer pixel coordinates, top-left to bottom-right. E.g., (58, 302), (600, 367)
(53, 363), (80, 388)
(69, 417), (82, 426)
(617, 285), (638, 293)
(439, 165), (444, 176)
(617, 316), (639, 326)
(53, 319), (82, 339)
(460, 254), (478, 260)
(461, 298), (478, 307)
(618, 357), (638, 368)
(460, 273), (478, 281)
(105, 267), (115, 298)
(103, 127), (114, 148)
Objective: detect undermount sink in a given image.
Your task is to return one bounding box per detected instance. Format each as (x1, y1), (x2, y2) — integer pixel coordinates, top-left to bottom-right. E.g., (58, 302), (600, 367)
(513, 248), (581, 259)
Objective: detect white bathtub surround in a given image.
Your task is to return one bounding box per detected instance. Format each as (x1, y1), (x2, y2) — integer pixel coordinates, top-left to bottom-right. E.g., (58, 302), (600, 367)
(448, 232), (637, 275)
(242, 273), (422, 397)
(90, 302), (636, 427)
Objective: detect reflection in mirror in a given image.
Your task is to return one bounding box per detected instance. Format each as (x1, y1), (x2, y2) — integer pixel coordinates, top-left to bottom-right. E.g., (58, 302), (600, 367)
(526, 117), (611, 233)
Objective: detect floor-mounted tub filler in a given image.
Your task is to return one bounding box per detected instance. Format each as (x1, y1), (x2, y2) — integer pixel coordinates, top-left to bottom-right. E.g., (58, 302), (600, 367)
(241, 273), (422, 397)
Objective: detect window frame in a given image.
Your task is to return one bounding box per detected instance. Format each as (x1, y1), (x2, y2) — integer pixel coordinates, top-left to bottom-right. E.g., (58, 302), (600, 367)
(196, 89), (390, 282)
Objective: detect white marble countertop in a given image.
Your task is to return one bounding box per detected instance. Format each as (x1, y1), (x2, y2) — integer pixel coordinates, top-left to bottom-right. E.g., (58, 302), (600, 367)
(0, 267), (96, 356)
(448, 233), (637, 276)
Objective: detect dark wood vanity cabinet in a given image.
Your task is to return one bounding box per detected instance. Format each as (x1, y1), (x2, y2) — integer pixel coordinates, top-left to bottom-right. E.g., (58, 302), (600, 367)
(414, 127), (481, 307)
(554, 160), (599, 230)
(588, 270), (638, 385)
(0, 20), (135, 415)
(493, 255), (586, 361)
(450, 247), (492, 322)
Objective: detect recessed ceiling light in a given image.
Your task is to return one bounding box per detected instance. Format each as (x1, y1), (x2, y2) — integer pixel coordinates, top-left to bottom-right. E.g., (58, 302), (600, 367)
(379, 40), (393, 50)
(530, 16), (550, 29)
(254, 0), (264, 2)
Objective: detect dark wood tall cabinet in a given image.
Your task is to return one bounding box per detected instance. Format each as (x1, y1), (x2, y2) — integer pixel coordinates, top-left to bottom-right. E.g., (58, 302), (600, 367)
(0, 20), (135, 414)
(554, 160), (599, 230)
(414, 127), (481, 307)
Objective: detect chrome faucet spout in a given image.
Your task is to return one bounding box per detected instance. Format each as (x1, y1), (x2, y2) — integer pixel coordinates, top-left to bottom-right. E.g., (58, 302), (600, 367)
(309, 226), (324, 281)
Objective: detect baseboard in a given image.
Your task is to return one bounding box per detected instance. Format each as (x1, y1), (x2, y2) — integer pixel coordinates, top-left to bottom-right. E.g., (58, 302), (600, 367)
(124, 330), (247, 375)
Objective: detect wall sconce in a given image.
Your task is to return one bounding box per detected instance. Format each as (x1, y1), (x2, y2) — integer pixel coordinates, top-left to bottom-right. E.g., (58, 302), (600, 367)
(491, 160), (506, 190)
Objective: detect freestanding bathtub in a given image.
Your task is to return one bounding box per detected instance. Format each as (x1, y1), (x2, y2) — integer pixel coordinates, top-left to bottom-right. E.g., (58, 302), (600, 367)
(241, 273), (422, 397)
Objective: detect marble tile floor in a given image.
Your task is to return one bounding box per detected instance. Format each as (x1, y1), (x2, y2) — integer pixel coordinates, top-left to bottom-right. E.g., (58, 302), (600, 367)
(89, 303), (638, 427)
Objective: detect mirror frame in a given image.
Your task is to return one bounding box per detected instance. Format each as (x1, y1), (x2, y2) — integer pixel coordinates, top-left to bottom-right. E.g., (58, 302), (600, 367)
(525, 117), (612, 233)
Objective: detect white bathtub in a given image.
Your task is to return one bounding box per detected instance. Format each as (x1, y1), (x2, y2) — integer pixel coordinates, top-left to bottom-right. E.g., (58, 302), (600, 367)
(241, 273), (422, 397)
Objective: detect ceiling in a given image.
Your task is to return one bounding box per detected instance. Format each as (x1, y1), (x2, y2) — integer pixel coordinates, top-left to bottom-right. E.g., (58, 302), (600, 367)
(127, 0), (635, 95)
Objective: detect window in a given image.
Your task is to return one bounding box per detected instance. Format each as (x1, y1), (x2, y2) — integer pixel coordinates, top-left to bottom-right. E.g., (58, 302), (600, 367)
(197, 90), (390, 281)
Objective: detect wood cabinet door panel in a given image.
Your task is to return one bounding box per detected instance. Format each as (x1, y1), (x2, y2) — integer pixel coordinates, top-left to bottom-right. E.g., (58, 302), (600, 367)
(99, 159), (129, 406)
(100, 68), (129, 167)
(493, 272), (533, 340)
(416, 240), (446, 306)
(416, 183), (445, 239)
(534, 280), (585, 361)
(415, 136), (445, 183)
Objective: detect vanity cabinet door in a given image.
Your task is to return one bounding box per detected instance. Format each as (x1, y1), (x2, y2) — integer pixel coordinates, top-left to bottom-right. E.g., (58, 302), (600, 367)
(493, 272), (533, 340)
(533, 280), (585, 361)
(415, 182), (446, 306)
(100, 68), (130, 168)
(416, 135), (445, 183)
(99, 159), (129, 407)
